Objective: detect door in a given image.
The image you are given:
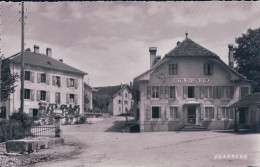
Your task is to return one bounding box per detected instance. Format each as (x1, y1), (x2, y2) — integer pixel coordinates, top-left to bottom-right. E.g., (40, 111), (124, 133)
(187, 106), (196, 124)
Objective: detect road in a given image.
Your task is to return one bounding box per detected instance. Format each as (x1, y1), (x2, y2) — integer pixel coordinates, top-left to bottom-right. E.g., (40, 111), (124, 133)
(31, 117), (260, 167)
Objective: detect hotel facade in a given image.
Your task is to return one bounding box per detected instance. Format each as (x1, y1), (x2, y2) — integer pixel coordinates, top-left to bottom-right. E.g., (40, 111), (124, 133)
(133, 37), (253, 132)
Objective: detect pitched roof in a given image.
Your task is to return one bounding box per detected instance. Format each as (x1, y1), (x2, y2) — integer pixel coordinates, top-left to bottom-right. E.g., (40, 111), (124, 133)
(230, 93), (260, 108)
(8, 51), (87, 75)
(84, 82), (96, 91)
(94, 84), (130, 98)
(165, 38), (218, 58)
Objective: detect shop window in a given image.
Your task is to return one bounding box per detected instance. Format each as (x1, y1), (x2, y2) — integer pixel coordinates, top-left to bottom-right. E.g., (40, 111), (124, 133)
(240, 87), (249, 99)
(152, 106), (161, 118)
(170, 106), (178, 119)
(170, 86), (176, 98)
(222, 107), (233, 119)
(169, 64), (177, 75)
(188, 86), (195, 98)
(24, 89), (31, 100)
(205, 107), (214, 119)
(204, 63), (213, 75)
(25, 71), (31, 81)
(152, 86), (160, 98)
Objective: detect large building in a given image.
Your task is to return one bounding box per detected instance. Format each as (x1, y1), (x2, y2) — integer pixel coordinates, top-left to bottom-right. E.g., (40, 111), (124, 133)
(133, 36), (253, 132)
(93, 84), (133, 116)
(0, 45), (87, 118)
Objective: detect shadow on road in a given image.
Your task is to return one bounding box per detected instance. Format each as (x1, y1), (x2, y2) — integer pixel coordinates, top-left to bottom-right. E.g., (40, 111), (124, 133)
(212, 130), (260, 135)
(105, 121), (125, 132)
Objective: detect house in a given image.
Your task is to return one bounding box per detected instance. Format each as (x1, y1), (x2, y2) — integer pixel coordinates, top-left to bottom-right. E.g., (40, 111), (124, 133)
(84, 82), (96, 111)
(0, 45), (87, 118)
(230, 93), (260, 131)
(93, 84), (133, 116)
(133, 35), (253, 132)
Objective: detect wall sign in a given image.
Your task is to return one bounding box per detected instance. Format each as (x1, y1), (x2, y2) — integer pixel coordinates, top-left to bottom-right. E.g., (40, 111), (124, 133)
(173, 78), (210, 83)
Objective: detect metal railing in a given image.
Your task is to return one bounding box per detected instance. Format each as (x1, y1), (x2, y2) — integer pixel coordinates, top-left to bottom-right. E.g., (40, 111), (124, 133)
(25, 125), (56, 138)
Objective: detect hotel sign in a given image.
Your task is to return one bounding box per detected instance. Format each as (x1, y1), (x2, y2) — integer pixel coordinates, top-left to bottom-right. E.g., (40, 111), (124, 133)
(173, 78), (210, 83)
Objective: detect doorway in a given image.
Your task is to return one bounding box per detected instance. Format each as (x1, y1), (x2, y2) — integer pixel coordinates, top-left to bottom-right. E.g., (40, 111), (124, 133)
(187, 106), (196, 124)
(239, 107), (247, 124)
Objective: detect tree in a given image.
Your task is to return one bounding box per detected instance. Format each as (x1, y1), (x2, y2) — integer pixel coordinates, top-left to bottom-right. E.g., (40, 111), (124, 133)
(234, 28), (260, 93)
(0, 56), (19, 101)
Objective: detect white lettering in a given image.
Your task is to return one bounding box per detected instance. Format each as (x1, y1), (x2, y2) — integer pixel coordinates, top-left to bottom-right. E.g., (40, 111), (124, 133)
(172, 78), (209, 83)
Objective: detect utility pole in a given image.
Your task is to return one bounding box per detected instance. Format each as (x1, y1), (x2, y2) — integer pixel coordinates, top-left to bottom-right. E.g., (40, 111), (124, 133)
(20, 1), (25, 112)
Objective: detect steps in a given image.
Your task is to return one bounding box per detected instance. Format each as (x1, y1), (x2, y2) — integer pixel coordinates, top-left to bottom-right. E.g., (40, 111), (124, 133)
(179, 124), (208, 131)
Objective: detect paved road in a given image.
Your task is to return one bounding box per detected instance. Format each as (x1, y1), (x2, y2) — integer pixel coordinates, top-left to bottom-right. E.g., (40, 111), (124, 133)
(31, 117), (260, 167)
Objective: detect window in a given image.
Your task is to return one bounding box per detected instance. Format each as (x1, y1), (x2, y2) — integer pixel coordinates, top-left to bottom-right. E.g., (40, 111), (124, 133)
(124, 101), (128, 105)
(125, 93), (128, 98)
(213, 86), (222, 99)
(204, 86), (213, 98)
(222, 107), (233, 119)
(41, 73), (46, 83)
(169, 86), (176, 98)
(33, 109), (38, 117)
(188, 86), (195, 98)
(152, 86), (160, 98)
(169, 64), (177, 75)
(205, 107), (214, 119)
(125, 107), (128, 112)
(24, 89), (31, 100)
(170, 106), (178, 119)
(0, 107), (6, 118)
(119, 107), (121, 112)
(54, 76), (61, 87)
(118, 100), (121, 104)
(25, 71), (31, 81)
(55, 92), (61, 104)
(40, 91), (46, 101)
(222, 86), (230, 99)
(70, 94), (75, 103)
(204, 63), (213, 75)
(152, 106), (160, 118)
(69, 78), (75, 87)
(241, 87), (249, 99)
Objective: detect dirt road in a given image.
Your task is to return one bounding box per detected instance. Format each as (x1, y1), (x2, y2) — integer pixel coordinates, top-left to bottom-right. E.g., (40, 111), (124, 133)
(30, 117), (260, 167)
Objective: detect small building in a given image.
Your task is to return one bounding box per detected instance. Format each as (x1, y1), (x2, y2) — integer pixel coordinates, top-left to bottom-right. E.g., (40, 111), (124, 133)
(84, 82), (96, 111)
(93, 84), (133, 116)
(230, 93), (260, 131)
(133, 36), (253, 132)
(0, 45), (87, 118)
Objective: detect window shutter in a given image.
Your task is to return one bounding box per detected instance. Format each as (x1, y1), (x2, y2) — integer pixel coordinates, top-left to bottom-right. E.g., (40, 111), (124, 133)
(67, 78), (70, 88)
(52, 76), (56, 86)
(37, 90), (40, 101)
(29, 108), (33, 116)
(166, 107), (170, 119)
(165, 86), (169, 99)
(200, 86), (204, 99)
(209, 87), (213, 98)
(66, 93), (70, 104)
(213, 86), (217, 99)
(46, 91), (50, 102)
(226, 87), (230, 99)
(31, 72), (34, 83)
(146, 107), (151, 119)
(31, 89), (34, 101)
(230, 86), (235, 99)
(204, 64), (207, 75)
(160, 86), (164, 99)
(147, 86), (151, 99)
(59, 77), (62, 88)
(217, 86), (222, 99)
(183, 86), (188, 99)
(46, 74), (50, 85)
(210, 64), (213, 75)
(75, 94), (78, 104)
(75, 79), (78, 89)
(195, 86), (200, 99)
(201, 106), (204, 120)
(37, 73), (41, 83)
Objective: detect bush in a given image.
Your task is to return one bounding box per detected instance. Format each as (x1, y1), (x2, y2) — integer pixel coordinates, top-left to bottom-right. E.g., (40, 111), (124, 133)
(10, 111), (34, 128)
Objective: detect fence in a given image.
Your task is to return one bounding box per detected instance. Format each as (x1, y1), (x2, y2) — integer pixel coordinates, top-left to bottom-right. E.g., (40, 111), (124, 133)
(25, 125), (56, 138)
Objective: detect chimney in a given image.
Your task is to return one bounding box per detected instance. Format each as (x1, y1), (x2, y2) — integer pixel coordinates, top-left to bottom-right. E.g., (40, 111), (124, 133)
(177, 41), (180, 46)
(26, 48), (31, 52)
(228, 44), (234, 68)
(46, 48), (52, 57)
(149, 47), (157, 68)
(59, 59), (63, 62)
(130, 82), (133, 88)
(34, 45), (39, 53)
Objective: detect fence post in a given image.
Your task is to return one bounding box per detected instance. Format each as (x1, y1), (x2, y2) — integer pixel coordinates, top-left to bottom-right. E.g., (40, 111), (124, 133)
(54, 115), (62, 137)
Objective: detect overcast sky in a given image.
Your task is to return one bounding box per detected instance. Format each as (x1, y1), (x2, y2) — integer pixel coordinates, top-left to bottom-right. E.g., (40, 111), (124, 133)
(1, 2), (260, 87)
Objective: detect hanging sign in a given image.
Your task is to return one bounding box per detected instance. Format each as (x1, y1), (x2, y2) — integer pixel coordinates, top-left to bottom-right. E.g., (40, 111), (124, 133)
(172, 78), (210, 83)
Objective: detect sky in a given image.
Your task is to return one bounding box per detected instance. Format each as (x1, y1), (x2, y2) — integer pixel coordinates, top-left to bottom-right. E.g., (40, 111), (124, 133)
(1, 2), (260, 87)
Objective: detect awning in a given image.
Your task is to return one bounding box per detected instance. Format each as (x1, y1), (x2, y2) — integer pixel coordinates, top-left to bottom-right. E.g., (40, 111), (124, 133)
(230, 93), (260, 108)
(184, 101), (201, 105)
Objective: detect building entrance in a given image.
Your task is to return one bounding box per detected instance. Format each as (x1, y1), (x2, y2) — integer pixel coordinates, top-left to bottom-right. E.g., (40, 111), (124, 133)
(187, 106), (196, 124)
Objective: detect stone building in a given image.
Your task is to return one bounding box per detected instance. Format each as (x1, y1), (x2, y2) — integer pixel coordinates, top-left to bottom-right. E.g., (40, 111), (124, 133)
(0, 45), (87, 118)
(133, 36), (253, 132)
(84, 82), (95, 111)
(93, 84), (133, 116)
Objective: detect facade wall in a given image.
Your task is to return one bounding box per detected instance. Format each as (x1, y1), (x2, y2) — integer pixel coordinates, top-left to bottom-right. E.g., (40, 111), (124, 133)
(112, 87), (133, 116)
(5, 63), (84, 116)
(84, 86), (93, 111)
(137, 57), (251, 132)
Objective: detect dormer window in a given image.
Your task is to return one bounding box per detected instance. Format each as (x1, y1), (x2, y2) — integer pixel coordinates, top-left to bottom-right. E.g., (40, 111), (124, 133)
(204, 63), (213, 75)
